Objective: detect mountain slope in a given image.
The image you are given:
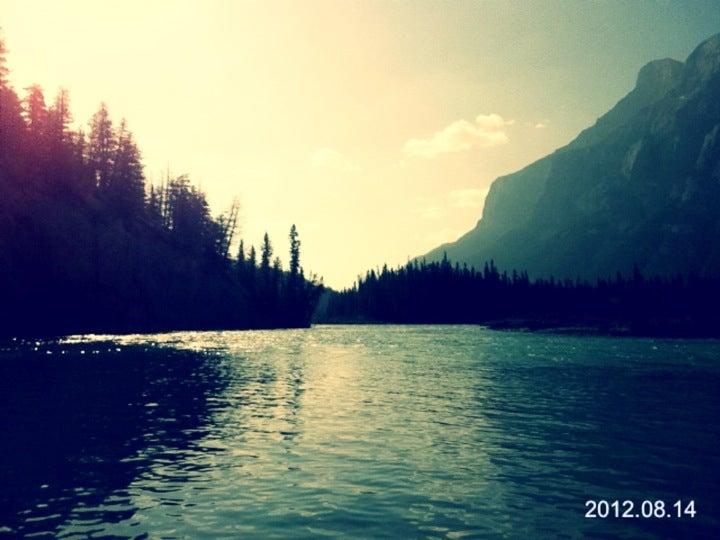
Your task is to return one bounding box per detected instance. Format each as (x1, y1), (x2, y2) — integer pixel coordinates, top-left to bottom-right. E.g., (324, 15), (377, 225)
(424, 33), (720, 279)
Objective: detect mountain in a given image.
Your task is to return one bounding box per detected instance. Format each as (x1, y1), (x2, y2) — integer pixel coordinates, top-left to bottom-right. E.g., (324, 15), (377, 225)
(424, 33), (720, 280)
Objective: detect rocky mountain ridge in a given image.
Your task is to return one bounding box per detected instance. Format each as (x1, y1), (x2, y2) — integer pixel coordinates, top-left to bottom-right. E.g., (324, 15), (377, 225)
(424, 33), (720, 280)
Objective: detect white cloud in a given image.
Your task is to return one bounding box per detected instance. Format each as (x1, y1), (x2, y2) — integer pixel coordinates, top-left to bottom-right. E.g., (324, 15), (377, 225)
(448, 187), (489, 209)
(404, 113), (512, 158)
(310, 148), (360, 173)
(534, 122), (547, 129)
(418, 205), (444, 219)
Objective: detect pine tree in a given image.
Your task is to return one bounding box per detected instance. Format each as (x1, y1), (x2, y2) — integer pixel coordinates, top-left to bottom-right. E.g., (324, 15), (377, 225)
(237, 239), (246, 274)
(248, 245), (257, 270)
(148, 184), (164, 227)
(272, 256), (283, 292)
(88, 102), (115, 190)
(0, 33), (9, 89)
(47, 88), (71, 143)
(0, 57), (25, 180)
(237, 239), (245, 261)
(22, 85), (51, 184)
(247, 245), (258, 289)
(289, 224), (300, 277)
(43, 88), (75, 189)
(0, 31), (25, 190)
(260, 233), (272, 273)
(24, 85), (47, 140)
(111, 119), (145, 216)
(69, 129), (94, 193)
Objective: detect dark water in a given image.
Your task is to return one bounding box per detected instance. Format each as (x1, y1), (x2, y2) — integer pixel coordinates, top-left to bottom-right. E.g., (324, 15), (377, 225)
(0, 326), (718, 539)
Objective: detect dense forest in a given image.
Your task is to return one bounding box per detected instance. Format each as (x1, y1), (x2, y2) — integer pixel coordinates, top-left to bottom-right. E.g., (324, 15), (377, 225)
(318, 255), (720, 337)
(0, 35), (322, 336)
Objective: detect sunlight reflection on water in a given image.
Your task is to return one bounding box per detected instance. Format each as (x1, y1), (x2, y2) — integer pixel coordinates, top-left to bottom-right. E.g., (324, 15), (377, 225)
(1, 325), (719, 538)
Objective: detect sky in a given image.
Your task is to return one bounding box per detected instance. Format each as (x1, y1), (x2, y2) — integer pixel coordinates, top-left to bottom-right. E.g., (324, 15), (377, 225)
(2, 0), (719, 288)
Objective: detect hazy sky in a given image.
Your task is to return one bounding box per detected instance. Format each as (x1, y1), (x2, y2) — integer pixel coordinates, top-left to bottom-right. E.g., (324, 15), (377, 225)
(2, 1), (719, 287)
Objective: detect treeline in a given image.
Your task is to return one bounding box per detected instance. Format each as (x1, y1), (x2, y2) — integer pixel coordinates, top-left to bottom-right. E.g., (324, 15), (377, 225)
(0, 35), (322, 336)
(318, 255), (720, 337)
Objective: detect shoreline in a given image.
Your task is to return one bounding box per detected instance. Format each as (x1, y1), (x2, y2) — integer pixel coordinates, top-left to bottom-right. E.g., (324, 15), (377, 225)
(314, 318), (720, 339)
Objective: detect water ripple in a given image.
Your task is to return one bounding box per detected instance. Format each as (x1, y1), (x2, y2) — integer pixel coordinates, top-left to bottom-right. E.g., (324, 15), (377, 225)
(0, 326), (718, 538)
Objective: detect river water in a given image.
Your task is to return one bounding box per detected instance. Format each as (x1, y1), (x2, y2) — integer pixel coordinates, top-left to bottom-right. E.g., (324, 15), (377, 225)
(0, 325), (718, 538)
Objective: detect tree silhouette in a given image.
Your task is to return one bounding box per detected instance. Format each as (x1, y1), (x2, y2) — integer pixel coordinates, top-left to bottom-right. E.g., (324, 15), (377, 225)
(260, 233), (272, 273)
(236, 239), (246, 275)
(289, 224), (300, 277)
(110, 119), (145, 217)
(319, 257), (720, 337)
(248, 245), (257, 275)
(48, 88), (71, 140)
(88, 103), (115, 190)
(23, 85), (47, 139)
(0, 34), (323, 335)
(0, 33), (8, 87)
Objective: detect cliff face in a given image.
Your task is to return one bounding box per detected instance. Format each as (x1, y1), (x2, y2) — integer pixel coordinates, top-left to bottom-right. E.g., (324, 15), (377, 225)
(424, 33), (720, 279)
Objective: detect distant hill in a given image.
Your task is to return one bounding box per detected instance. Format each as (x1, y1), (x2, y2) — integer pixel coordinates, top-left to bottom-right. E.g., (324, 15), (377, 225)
(423, 33), (720, 280)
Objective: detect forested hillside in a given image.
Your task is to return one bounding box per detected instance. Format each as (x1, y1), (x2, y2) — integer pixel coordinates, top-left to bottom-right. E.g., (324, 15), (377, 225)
(0, 36), (322, 336)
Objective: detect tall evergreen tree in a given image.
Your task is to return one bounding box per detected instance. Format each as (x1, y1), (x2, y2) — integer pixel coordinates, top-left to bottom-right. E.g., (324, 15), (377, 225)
(47, 88), (71, 142)
(0, 71), (24, 182)
(247, 245), (258, 289)
(44, 88), (75, 189)
(248, 245), (257, 271)
(69, 129), (94, 194)
(0, 33), (8, 88)
(110, 119), (145, 216)
(147, 185), (161, 225)
(260, 233), (272, 269)
(260, 233), (272, 278)
(23, 85), (47, 138)
(272, 256), (283, 295)
(236, 239), (246, 274)
(22, 85), (50, 184)
(88, 102), (115, 190)
(289, 224), (300, 277)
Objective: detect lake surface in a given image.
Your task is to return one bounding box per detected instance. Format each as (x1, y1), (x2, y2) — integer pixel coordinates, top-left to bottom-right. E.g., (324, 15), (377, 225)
(0, 325), (719, 539)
